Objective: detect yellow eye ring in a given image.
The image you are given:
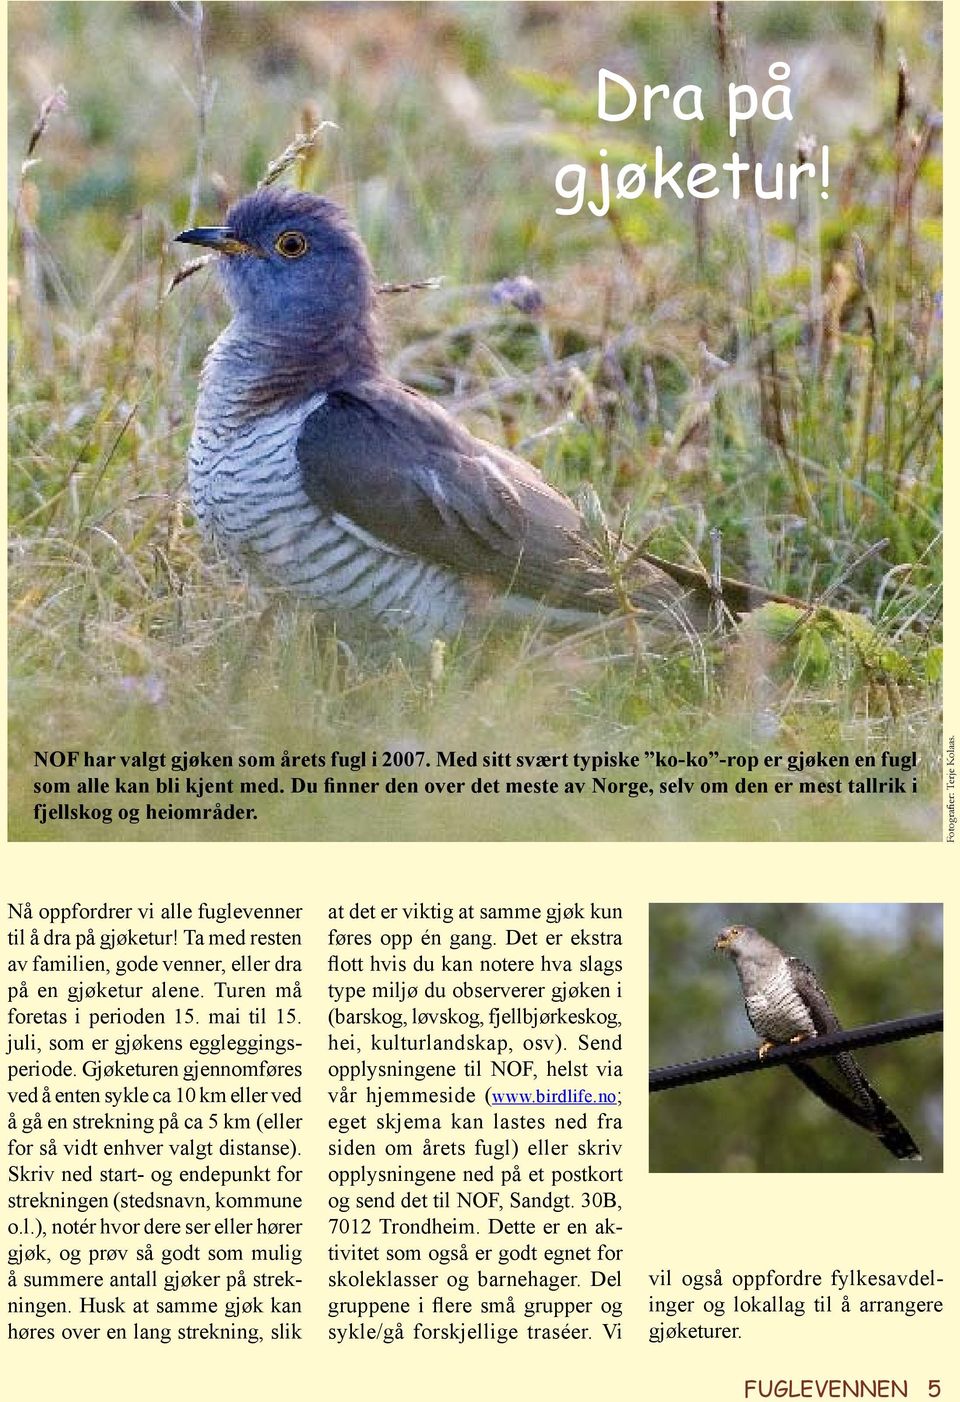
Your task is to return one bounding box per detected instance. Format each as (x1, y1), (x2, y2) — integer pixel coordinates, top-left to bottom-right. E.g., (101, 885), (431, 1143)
(275, 230), (308, 259)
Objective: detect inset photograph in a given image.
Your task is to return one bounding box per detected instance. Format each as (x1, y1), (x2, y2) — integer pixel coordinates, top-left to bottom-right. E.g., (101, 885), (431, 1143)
(649, 903), (942, 1171)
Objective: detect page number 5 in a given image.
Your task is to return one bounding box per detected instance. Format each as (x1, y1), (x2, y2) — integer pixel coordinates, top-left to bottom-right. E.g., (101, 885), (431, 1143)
(928, 1383), (941, 1398)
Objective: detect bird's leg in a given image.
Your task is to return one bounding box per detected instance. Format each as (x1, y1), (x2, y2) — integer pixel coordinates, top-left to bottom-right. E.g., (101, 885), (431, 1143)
(759, 1031), (811, 1060)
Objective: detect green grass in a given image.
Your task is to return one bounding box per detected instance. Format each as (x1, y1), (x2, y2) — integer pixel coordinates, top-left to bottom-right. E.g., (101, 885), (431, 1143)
(8, 2), (943, 841)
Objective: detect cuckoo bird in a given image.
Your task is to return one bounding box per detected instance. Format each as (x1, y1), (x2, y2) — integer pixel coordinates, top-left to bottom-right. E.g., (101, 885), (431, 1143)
(715, 924), (921, 1161)
(176, 188), (783, 644)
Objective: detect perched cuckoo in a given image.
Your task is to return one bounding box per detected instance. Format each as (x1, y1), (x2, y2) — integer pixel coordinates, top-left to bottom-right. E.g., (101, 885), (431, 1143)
(714, 924), (921, 1161)
(175, 188), (781, 644)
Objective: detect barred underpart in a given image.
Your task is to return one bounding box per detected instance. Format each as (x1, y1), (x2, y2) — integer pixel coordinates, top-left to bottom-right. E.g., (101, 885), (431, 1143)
(745, 961), (819, 1043)
(188, 370), (468, 645)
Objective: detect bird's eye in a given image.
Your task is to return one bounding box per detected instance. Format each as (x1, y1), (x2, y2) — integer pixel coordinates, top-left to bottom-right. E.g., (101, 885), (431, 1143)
(275, 231), (308, 259)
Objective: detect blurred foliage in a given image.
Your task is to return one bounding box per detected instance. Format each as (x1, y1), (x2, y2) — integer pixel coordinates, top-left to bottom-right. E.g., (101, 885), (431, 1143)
(7, 2), (943, 840)
(649, 903), (943, 1171)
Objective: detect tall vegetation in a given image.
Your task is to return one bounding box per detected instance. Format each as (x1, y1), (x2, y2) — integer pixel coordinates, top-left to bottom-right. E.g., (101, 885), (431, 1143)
(8, 3), (942, 840)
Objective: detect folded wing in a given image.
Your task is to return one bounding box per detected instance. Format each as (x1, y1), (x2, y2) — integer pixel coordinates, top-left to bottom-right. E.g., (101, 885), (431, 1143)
(297, 379), (681, 615)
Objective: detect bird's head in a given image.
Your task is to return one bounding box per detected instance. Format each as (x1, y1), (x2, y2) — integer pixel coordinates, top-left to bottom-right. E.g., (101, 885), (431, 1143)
(714, 924), (756, 955)
(175, 188), (376, 337)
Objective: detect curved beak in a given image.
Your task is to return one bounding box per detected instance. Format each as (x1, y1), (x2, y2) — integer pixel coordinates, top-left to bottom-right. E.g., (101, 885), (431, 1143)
(714, 928), (733, 952)
(175, 225), (261, 256)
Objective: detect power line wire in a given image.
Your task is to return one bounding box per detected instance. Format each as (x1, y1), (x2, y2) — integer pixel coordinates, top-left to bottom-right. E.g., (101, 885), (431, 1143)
(649, 1011), (943, 1092)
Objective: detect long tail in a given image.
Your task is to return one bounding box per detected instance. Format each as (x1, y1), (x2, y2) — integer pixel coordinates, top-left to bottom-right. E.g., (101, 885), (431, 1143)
(864, 1085), (922, 1160)
(638, 551), (804, 613)
(789, 1061), (922, 1161)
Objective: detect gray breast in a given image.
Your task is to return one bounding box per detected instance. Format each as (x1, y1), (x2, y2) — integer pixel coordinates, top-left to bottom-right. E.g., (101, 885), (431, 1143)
(744, 961), (818, 1042)
(187, 382), (467, 644)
